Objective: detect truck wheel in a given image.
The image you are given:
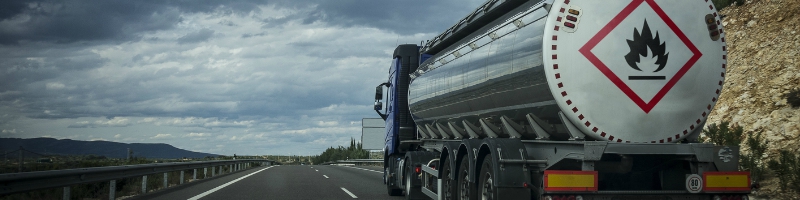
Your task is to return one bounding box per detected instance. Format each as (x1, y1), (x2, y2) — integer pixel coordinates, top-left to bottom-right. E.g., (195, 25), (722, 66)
(442, 155), (453, 200)
(457, 154), (474, 200)
(387, 166), (403, 196)
(388, 182), (403, 196)
(479, 155), (498, 200)
(405, 160), (416, 200)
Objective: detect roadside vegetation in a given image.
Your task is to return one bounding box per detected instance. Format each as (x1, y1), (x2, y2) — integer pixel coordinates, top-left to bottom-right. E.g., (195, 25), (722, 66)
(703, 121), (799, 195)
(311, 138), (369, 165)
(786, 88), (800, 108)
(767, 150), (800, 193)
(712, 0), (744, 10)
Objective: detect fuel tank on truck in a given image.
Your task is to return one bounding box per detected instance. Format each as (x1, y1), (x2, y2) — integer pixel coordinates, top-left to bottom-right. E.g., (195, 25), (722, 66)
(408, 0), (727, 143)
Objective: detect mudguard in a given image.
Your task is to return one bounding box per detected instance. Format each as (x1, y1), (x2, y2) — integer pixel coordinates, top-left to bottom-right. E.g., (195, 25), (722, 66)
(456, 139), (482, 183)
(439, 142), (461, 178)
(478, 138), (531, 199)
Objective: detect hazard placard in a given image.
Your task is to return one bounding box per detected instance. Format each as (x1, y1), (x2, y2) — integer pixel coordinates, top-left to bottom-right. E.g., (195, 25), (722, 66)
(578, 0), (702, 114)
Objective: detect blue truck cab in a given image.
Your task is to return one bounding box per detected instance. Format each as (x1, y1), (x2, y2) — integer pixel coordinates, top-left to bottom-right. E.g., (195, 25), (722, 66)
(375, 44), (421, 156)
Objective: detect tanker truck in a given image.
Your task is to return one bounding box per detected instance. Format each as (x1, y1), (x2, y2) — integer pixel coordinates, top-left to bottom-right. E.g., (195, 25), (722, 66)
(374, 0), (750, 199)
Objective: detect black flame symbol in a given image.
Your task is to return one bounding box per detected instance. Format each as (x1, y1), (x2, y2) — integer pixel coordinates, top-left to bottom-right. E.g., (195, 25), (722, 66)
(625, 20), (669, 73)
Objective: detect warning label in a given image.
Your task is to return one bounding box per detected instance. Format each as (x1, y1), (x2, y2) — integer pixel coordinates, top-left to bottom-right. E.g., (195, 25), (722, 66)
(578, 0), (702, 113)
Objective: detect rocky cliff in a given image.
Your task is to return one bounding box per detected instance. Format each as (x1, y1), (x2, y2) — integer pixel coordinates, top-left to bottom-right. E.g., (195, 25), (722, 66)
(707, 0), (800, 198)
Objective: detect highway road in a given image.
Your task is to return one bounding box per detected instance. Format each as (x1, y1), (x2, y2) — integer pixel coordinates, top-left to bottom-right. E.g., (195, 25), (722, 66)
(130, 165), (406, 200)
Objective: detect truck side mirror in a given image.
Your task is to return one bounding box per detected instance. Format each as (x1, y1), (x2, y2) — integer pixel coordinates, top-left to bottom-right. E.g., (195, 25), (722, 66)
(375, 85), (383, 100)
(374, 83), (390, 120)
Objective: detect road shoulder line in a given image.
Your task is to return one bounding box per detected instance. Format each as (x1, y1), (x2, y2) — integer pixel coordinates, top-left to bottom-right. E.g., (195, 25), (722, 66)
(340, 187), (358, 198)
(187, 166), (275, 200)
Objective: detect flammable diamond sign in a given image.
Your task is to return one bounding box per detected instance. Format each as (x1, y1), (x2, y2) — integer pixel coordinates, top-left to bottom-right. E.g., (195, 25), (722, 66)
(579, 0), (702, 113)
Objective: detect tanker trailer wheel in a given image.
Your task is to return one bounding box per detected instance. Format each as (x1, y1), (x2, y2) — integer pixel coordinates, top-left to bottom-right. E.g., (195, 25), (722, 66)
(404, 159), (420, 200)
(478, 155), (498, 200)
(441, 154), (454, 200)
(457, 154), (475, 200)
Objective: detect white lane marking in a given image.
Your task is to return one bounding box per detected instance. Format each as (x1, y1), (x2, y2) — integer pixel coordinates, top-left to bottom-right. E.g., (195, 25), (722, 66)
(323, 175), (329, 178)
(315, 169), (319, 172)
(340, 165), (383, 173)
(340, 187), (358, 198)
(188, 166), (275, 200)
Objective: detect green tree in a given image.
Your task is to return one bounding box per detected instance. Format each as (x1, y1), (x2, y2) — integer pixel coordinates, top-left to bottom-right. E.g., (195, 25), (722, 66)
(702, 121), (743, 146)
(767, 150), (800, 192)
(311, 138), (369, 164)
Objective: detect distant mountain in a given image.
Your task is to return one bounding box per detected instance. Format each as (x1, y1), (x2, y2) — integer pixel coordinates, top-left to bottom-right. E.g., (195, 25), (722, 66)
(0, 138), (220, 159)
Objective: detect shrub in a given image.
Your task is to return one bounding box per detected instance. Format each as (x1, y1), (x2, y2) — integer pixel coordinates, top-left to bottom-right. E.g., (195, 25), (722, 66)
(712, 0), (744, 10)
(767, 150), (800, 192)
(740, 131), (768, 183)
(786, 89), (800, 108)
(702, 121), (744, 146)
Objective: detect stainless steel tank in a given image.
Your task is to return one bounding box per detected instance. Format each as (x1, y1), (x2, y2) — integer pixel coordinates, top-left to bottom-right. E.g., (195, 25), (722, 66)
(408, 0), (727, 143)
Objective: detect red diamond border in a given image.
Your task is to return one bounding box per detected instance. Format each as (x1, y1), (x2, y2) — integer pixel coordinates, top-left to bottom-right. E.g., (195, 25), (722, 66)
(578, 0), (703, 113)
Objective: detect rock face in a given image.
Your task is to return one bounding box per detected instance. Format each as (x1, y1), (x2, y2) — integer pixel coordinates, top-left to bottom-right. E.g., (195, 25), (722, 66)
(707, 0), (800, 198)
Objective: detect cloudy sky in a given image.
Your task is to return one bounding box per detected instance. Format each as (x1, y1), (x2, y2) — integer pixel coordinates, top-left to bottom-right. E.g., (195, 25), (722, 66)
(0, 0), (485, 155)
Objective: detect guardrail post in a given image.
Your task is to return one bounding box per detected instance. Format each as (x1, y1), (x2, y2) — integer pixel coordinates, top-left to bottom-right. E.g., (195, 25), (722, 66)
(212, 166), (216, 177)
(193, 169), (197, 180)
(18, 146), (23, 173)
(109, 180), (116, 200)
(163, 173), (168, 189)
(204, 168), (207, 179)
(142, 176), (147, 194)
(229, 165), (232, 173)
(218, 166), (222, 175)
(180, 170), (185, 184)
(62, 186), (69, 200)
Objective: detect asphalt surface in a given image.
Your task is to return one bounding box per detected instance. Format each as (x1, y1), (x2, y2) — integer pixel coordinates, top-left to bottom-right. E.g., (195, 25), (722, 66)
(132, 165), (406, 200)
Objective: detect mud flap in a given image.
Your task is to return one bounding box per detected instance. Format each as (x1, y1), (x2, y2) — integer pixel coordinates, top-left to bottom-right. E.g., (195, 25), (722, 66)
(405, 151), (437, 199)
(480, 138), (532, 200)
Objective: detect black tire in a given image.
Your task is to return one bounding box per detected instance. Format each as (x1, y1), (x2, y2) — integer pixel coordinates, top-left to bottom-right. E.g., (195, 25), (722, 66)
(387, 165), (403, 196)
(442, 155), (454, 200)
(388, 182), (403, 196)
(478, 155), (498, 200)
(404, 159), (415, 200)
(457, 154), (474, 200)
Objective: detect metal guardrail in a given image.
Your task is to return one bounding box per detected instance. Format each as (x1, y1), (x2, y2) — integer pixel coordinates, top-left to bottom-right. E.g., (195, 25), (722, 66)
(0, 159), (272, 199)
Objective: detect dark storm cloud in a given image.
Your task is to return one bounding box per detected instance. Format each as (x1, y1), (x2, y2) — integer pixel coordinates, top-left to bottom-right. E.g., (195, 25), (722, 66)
(0, 0), (266, 45)
(274, 0), (483, 34)
(0, 0), (180, 45)
(0, 0), (479, 45)
(0, 0), (30, 19)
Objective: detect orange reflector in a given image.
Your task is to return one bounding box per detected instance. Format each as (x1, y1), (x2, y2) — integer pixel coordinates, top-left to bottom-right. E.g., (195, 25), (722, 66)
(703, 171), (750, 191)
(544, 170), (598, 192)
